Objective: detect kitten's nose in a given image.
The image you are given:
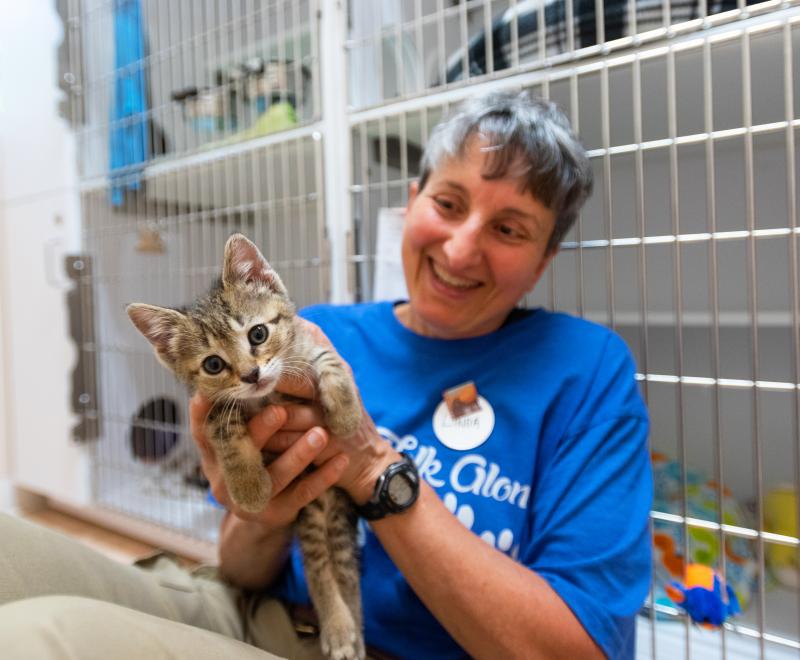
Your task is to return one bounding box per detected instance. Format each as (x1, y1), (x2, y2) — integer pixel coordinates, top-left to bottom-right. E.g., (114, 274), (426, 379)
(241, 367), (260, 384)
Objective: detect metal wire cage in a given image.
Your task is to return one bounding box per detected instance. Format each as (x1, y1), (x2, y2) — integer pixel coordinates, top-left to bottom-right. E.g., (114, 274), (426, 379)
(64, 0), (326, 542)
(59, 0), (799, 656)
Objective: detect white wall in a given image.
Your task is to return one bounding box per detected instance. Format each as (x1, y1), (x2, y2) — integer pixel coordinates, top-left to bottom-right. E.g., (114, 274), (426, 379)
(0, 1), (90, 505)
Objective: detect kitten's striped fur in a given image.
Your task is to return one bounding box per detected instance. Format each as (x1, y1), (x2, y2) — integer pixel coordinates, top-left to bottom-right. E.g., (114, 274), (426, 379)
(127, 234), (364, 660)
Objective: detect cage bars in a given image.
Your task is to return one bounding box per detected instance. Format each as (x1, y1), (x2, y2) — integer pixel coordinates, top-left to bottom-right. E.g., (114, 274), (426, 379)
(64, 0), (800, 655)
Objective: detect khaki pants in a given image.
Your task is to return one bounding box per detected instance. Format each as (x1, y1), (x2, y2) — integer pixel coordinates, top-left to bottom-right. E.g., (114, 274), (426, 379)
(0, 513), (327, 659)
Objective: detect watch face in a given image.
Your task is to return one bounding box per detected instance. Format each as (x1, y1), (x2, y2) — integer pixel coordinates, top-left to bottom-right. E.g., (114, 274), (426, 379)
(387, 473), (414, 506)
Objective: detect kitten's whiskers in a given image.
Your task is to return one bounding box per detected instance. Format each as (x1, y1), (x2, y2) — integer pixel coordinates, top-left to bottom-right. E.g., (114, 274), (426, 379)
(280, 357), (317, 396)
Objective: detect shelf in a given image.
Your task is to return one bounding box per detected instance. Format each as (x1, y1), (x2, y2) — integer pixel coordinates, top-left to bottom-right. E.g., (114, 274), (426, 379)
(80, 124), (321, 208)
(80, 123), (320, 188)
(581, 311), (796, 328)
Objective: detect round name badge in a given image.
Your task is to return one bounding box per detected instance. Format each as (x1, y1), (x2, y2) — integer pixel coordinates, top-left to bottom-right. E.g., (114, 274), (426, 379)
(432, 396), (495, 451)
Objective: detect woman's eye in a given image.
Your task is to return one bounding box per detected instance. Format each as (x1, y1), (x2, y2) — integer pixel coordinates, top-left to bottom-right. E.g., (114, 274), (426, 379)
(202, 355), (226, 375)
(434, 197), (456, 212)
(248, 324), (269, 345)
(496, 223), (523, 239)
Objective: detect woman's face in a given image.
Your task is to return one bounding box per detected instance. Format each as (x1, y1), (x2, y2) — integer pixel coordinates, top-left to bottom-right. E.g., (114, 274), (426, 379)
(398, 140), (557, 340)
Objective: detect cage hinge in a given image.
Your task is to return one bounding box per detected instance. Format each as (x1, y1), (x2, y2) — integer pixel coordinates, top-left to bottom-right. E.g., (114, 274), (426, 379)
(65, 254), (100, 443)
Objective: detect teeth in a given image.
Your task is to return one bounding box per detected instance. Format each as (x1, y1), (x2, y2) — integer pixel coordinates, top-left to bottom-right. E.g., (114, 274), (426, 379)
(431, 261), (479, 288)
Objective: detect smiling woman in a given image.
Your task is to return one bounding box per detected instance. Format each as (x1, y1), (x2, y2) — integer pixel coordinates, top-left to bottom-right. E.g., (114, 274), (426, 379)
(396, 94), (592, 339)
(398, 143), (558, 339)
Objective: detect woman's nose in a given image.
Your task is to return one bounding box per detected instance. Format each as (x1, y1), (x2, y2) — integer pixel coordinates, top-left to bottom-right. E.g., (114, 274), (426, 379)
(442, 217), (481, 269)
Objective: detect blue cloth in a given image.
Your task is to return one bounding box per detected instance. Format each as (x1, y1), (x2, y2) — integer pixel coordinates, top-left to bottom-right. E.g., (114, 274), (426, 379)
(270, 302), (652, 659)
(110, 0), (148, 206)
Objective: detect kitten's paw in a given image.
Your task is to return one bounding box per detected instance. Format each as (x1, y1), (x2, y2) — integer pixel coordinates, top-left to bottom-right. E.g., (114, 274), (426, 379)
(326, 404), (362, 437)
(227, 467), (272, 513)
(320, 614), (364, 660)
(319, 383), (362, 437)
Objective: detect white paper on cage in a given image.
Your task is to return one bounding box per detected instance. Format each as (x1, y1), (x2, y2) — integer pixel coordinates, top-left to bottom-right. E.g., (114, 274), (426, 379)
(373, 207), (408, 301)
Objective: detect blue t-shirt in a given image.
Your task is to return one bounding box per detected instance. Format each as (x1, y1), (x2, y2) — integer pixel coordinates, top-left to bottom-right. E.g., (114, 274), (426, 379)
(270, 302), (652, 659)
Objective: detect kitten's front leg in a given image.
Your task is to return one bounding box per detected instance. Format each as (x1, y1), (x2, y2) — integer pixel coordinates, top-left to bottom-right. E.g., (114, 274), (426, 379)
(308, 346), (362, 437)
(207, 403), (272, 513)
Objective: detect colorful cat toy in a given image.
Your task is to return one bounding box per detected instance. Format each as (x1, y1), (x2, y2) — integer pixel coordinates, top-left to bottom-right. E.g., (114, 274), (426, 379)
(665, 563), (741, 628)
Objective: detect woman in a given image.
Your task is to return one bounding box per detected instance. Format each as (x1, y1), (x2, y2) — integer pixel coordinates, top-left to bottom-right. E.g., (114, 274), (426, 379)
(196, 91), (651, 659)
(0, 91), (650, 659)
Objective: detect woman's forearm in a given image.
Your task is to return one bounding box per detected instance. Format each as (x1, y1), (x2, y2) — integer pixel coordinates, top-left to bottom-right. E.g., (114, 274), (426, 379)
(371, 483), (604, 660)
(217, 512), (293, 590)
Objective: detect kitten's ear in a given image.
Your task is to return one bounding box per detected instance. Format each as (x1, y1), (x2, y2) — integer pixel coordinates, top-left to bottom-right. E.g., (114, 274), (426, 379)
(126, 303), (187, 364)
(222, 233), (287, 296)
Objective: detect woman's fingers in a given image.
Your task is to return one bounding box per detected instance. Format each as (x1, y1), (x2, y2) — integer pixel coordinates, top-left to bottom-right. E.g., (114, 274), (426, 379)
(189, 393), (214, 463)
(263, 430), (304, 453)
(281, 404), (324, 431)
(276, 372), (316, 399)
(247, 405), (287, 447)
(211, 428), (340, 524)
(249, 403), (324, 443)
(266, 426), (330, 496)
(264, 431), (339, 467)
(189, 393), (348, 526)
(257, 427), (348, 526)
(253, 452), (349, 527)
(281, 454), (350, 512)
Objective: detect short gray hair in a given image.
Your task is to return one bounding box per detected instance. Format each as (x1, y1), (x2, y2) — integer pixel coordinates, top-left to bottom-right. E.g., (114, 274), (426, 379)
(418, 91), (593, 253)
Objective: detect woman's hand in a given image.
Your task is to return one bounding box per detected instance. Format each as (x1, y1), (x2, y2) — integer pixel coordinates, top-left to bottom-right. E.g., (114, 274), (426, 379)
(254, 319), (401, 505)
(189, 394), (349, 529)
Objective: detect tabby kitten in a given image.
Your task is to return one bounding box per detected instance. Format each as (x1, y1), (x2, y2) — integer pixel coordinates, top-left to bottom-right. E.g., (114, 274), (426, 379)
(127, 234), (364, 660)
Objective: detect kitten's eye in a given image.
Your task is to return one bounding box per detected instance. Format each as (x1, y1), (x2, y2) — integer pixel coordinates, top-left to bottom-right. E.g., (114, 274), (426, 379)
(248, 324), (269, 345)
(202, 355), (226, 375)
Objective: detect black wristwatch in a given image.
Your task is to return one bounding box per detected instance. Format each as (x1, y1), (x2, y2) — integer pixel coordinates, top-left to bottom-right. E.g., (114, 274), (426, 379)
(356, 453), (420, 521)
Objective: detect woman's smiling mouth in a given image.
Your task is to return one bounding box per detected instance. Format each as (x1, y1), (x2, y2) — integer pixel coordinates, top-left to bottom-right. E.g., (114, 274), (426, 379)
(428, 258), (482, 290)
